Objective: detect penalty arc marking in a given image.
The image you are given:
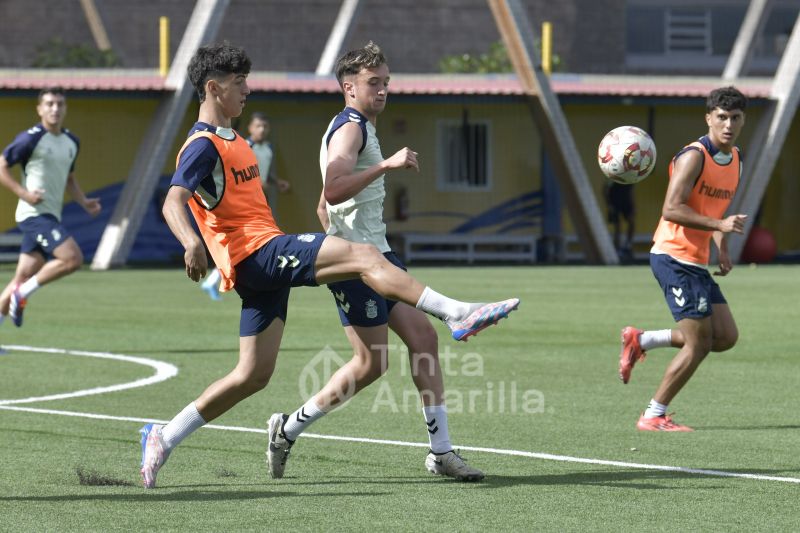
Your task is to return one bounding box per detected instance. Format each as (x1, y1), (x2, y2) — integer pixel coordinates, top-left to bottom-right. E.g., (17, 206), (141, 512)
(0, 345), (178, 406)
(0, 345), (798, 485)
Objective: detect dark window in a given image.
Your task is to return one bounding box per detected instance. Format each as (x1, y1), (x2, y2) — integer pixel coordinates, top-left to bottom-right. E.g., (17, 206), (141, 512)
(437, 119), (491, 190)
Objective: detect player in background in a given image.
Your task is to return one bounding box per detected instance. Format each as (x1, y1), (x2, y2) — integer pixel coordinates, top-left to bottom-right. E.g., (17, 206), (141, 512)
(139, 42), (519, 488)
(247, 112), (290, 209)
(0, 87), (101, 328)
(264, 42), (485, 482)
(605, 181), (636, 262)
(618, 86), (748, 431)
(201, 112), (291, 301)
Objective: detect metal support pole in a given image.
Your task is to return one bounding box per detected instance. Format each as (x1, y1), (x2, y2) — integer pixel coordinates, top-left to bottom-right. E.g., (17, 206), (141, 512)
(159, 16), (170, 77)
(316, 0), (362, 75)
(92, 0), (230, 270)
(728, 12), (800, 262)
(541, 21), (552, 76)
(723, 0), (771, 81)
(487, 0), (618, 264)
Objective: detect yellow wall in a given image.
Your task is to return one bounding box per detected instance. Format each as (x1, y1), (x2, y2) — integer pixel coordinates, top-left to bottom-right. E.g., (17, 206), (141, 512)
(0, 95), (159, 230)
(1, 93), (797, 255)
(564, 102), (797, 252)
(763, 115), (800, 252)
(381, 100), (542, 235)
(241, 99), (346, 234)
(213, 98), (543, 236)
(564, 100), (778, 241)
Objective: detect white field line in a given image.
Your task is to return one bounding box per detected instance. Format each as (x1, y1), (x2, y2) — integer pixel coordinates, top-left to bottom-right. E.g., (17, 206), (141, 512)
(2, 404), (799, 485)
(0, 345), (178, 406)
(1, 345), (799, 485)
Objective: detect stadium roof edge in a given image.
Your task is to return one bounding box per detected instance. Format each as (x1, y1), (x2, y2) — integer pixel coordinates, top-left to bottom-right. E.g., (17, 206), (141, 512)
(0, 69), (773, 98)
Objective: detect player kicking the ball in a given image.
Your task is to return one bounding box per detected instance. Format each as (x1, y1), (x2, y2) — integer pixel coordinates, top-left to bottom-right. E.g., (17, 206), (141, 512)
(618, 86), (748, 432)
(267, 42), (490, 482)
(139, 42), (518, 488)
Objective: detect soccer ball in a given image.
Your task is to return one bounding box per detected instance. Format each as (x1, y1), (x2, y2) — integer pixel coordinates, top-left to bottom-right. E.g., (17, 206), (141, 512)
(597, 126), (657, 184)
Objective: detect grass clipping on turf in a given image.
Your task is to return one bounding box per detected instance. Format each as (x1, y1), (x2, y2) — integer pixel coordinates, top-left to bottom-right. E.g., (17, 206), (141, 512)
(76, 467), (134, 487)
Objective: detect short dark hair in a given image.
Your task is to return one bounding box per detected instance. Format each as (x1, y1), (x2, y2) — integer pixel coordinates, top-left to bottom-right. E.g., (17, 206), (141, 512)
(38, 86), (65, 102)
(249, 111), (268, 124)
(707, 86), (747, 113)
(187, 42), (251, 102)
(334, 41), (386, 87)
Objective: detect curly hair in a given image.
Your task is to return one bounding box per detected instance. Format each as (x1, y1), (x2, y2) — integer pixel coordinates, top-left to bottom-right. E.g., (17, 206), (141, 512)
(187, 42), (251, 102)
(707, 86), (747, 113)
(334, 41), (386, 87)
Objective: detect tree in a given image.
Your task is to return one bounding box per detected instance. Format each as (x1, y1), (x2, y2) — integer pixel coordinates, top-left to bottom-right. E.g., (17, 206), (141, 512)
(32, 38), (121, 68)
(439, 39), (561, 74)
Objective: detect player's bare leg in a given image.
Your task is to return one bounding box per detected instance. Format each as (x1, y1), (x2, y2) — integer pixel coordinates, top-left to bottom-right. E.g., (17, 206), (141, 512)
(390, 303), (484, 481)
(622, 302), (737, 385)
(0, 252), (44, 316)
(314, 237), (519, 341)
(31, 237), (83, 285)
(653, 316), (711, 406)
(389, 303), (444, 404)
(268, 323), (390, 479)
(636, 317), (709, 432)
(2, 252), (47, 326)
(195, 319), (284, 421)
(314, 238), (425, 303)
(2, 238), (83, 327)
(316, 324), (390, 408)
(141, 319), (284, 488)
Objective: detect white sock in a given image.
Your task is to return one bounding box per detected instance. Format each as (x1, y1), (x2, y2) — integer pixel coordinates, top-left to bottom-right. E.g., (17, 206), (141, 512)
(423, 405), (452, 454)
(415, 287), (474, 322)
(643, 399), (668, 418)
(202, 268), (221, 289)
(640, 329), (672, 351)
(18, 276), (41, 299)
(161, 402), (206, 450)
(282, 398), (326, 441)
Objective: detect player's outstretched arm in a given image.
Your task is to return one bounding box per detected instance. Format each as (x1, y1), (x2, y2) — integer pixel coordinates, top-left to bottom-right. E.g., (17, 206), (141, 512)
(162, 185), (207, 282)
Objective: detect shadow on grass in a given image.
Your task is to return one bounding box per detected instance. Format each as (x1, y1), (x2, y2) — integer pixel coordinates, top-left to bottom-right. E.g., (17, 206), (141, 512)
(1, 428), (266, 461)
(127, 346), (329, 355)
(276, 476), (443, 487)
(482, 468), (800, 489)
(696, 424), (800, 431)
(0, 488), (386, 503)
(0, 426), (159, 449)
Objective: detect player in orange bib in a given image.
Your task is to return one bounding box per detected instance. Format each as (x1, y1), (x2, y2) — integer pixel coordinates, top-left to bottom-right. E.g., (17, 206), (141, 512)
(617, 86), (748, 432)
(137, 43), (520, 488)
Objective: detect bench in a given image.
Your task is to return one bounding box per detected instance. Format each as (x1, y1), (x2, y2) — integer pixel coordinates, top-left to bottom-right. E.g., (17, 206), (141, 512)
(0, 233), (23, 262)
(562, 233), (653, 262)
(402, 233), (537, 264)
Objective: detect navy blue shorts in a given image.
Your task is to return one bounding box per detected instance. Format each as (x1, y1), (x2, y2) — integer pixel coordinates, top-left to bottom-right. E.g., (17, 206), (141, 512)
(327, 251), (406, 327)
(18, 214), (71, 258)
(233, 233), (326, 336)
(650, 253), (726, 321)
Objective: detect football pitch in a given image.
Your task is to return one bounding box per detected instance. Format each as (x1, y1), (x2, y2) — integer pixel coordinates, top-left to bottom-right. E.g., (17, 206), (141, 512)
(1, 264), (798, 531)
